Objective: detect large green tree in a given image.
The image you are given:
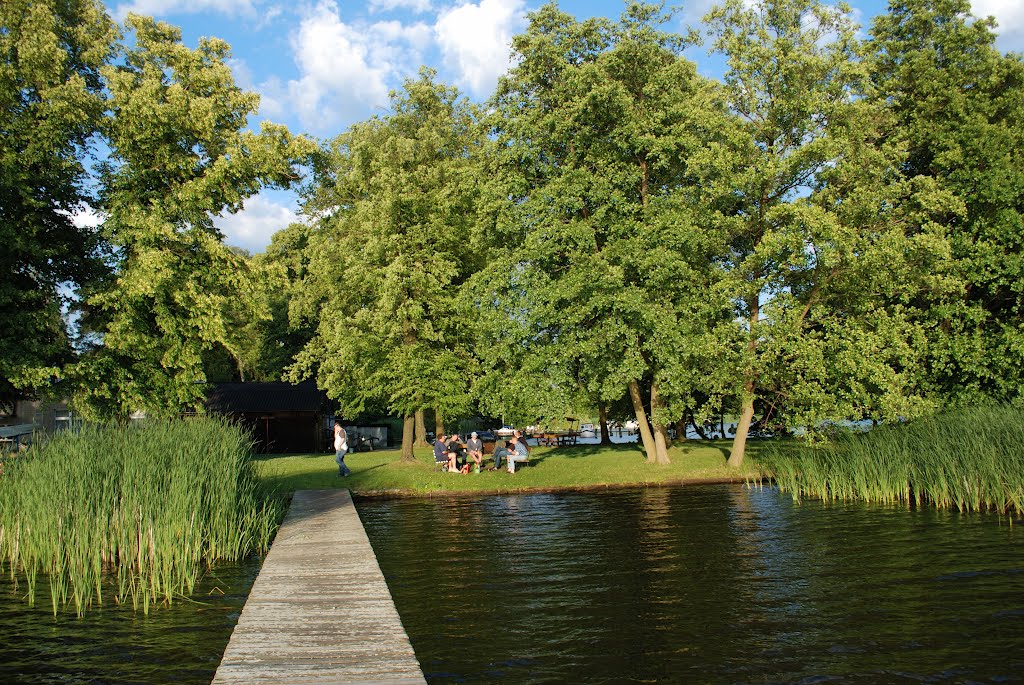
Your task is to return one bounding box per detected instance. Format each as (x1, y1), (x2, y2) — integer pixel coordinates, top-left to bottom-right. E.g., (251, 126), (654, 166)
(0, 0), (116, 405)
(475, 2), (736, 464)
(704, 0), (945, 467)
(71, 15), (313, 417)
(289, 70), (485, 460)
(869, 0), (1024, 405)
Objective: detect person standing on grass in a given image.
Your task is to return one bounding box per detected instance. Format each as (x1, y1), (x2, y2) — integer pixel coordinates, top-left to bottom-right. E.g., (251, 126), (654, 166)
(334, 420), (350, 477)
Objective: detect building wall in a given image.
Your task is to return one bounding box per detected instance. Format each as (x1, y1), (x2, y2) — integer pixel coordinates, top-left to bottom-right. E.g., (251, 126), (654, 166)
(235, 411), (323, 454)
(3, 399), (73, 433)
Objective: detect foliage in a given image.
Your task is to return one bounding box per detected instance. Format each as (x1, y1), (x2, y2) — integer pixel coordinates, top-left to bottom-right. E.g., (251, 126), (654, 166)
(702, 0), (945, 466)
(6, 0), (1024, 472)
(202, 242), (313, 384)
(69, 15), (315, 418)
(474, 2), (737, 463)
(242, 223), (321, 381)
(288, 69), (486, 458)
(760, 405), (1024, 515)
(0, 0), (116, 404)
(869, 0), (1024, 405)
(0, 417), (283, 616)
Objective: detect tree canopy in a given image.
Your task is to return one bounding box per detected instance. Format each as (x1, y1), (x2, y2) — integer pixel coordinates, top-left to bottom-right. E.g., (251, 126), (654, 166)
(5, 0), (1024, 461)
(0, 0), (115, 406)
(287, 69), (486, 459)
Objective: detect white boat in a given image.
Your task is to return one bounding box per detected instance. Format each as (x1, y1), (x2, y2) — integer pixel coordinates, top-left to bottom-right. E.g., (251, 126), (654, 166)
(495, 426), (516, 436)
(579, 423), (596, 438)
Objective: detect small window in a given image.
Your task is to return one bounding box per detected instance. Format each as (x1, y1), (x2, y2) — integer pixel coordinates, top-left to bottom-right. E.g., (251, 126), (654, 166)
(55, 409), (74, 431)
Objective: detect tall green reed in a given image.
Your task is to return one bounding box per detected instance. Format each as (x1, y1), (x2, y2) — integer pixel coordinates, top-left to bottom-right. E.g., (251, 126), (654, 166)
(0, 417), (284, 616)
(760, 405), (1024, 517)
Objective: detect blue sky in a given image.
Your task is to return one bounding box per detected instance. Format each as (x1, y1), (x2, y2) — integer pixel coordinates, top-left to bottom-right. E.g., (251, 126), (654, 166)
(100, 0), (1024, 253)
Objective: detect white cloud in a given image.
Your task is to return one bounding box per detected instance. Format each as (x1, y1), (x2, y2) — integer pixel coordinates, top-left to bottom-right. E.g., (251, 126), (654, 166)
(227, 57), (255, 90)
(974, 0), (1024, 50)
(284, 2), (431, 133)
(216, 195), (298, 253)
(70, 205), (104, 229)
(256, 75), (288, 122)
(434, 0), (526, 96)
(679, 0), (722, 27)
(370, 0), (432, 13)
(112, 0), (255, 20)
(254, 4), (285, 30)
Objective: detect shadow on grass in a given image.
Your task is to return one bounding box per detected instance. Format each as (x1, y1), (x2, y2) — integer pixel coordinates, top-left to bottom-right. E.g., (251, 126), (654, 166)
(537, 440), (737, 459)
(534, 443), (646, 459)
(252, 452), (332, 462)
(260, 461), (390, 494)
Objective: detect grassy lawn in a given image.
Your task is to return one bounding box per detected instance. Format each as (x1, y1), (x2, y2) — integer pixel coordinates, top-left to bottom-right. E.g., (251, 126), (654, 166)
(253, 440), (770, 497)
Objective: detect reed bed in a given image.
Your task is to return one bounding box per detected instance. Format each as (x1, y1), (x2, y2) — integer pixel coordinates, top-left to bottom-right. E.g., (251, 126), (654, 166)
(0, 418), (284, 616)
(759, 405), (1024, 516)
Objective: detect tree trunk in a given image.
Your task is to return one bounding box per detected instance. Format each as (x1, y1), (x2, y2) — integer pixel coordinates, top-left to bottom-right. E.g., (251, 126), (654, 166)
(649, 382), (671, 464)
(628, 379), (657, 461)
(400, 413), (416, 462)
(729, 294), (761, 468)
(434, 407), (444, 438)
(598, 405), (612, 445)
(674, 418), (688, 442)
(728, 391), (755, 468)
(414, 409), (429, 447)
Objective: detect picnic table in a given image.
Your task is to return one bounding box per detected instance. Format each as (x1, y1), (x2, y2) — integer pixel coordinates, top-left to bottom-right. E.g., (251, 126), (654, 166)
(0, 424), (35, 452)
(537, 430), (579, 447)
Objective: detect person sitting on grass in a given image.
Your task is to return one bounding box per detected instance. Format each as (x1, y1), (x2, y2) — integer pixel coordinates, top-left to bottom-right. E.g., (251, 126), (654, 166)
(466, 432), (484, 471)
(506, 435), (530, 474)
(446, 433), (467, 473)
(433, 433), (449, 469)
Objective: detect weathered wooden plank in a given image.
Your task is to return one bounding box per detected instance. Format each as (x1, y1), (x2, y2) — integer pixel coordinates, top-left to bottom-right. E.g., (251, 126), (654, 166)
(213, 489), (426, 685)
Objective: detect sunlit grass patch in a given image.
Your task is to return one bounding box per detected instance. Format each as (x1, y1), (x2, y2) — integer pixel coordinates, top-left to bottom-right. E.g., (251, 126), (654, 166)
(253, 439), (766, 496)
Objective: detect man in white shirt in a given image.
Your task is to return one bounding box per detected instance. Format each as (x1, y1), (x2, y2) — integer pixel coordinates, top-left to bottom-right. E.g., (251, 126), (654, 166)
(334, 421), (350, 477)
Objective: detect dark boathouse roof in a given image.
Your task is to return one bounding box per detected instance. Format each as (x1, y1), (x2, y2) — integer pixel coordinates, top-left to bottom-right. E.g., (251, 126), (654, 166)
(204, 381), (329, 414)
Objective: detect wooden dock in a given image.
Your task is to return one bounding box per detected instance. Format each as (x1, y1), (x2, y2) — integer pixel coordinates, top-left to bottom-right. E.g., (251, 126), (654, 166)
(213, 489), (426, 684)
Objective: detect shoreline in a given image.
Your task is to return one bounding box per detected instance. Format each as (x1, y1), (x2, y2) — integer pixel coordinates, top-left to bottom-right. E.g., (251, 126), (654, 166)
(349, 474), (769, 500)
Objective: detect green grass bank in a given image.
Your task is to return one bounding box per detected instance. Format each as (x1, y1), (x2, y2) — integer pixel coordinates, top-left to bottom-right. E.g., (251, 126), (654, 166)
(759, 405), (1024, 516)
(0, 418), (282, 616)
(255, 439), (766, 496)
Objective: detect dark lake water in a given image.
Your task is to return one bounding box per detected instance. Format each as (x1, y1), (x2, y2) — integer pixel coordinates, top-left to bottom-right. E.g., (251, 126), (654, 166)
(2, 484), (1022, 684)
(357, 484), (1024, 684)
(0, 559), (260, 684)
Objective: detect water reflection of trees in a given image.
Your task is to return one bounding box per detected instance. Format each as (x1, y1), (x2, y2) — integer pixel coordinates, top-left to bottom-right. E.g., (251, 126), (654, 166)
(358, 487), (1024, 683)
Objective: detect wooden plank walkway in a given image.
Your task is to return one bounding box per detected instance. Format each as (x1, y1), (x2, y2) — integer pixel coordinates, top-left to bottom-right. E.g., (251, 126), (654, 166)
(213, 489), (426, 684)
